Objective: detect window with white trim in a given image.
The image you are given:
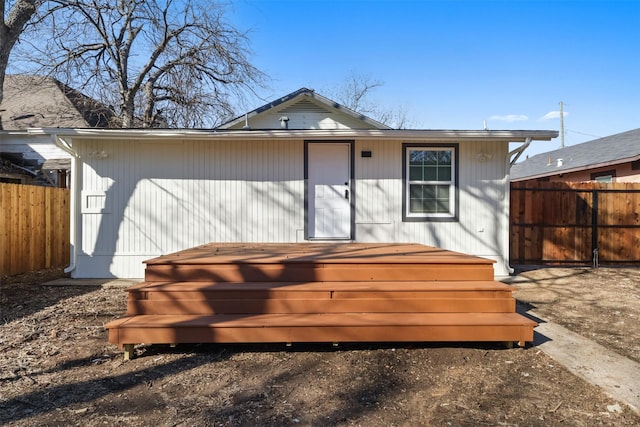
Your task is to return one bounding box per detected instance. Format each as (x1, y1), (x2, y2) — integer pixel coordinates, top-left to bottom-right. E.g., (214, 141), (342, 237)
(403, 144), (458, 221)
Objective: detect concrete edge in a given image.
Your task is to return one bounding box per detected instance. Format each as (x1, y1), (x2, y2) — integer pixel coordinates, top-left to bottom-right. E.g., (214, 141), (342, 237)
(530, 311), (640, 415)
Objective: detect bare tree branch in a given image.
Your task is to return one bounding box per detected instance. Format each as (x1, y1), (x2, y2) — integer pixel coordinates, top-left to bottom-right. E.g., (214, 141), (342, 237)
(327, 71), (418, 130)
(19, 0), (267, 128)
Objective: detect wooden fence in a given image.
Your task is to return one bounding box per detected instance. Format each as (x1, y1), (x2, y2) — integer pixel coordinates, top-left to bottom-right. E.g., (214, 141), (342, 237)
(1, 183), (70, 276)
(510, 181), (640, 265)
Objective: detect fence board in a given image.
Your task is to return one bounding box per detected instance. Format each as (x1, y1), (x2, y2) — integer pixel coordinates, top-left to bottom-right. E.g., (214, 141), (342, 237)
(510, 181), (640, 265)
(0, 183), (70, 276)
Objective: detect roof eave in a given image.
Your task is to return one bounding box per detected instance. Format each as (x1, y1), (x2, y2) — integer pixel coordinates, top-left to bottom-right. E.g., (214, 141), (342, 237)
(29, 128), (559, 142)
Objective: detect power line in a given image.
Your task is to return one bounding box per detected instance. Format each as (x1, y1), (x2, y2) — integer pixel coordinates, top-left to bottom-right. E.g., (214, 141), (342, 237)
(566, 129), (602, 139)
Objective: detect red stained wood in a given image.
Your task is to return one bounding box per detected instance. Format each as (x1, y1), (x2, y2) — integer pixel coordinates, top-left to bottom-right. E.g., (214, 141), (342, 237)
(108, 313), (535, 347)
(127, 298), (516, 315)
(511, 181), (640, 264)
(105, 243), (535, 351)
(144, 243), (494, 265)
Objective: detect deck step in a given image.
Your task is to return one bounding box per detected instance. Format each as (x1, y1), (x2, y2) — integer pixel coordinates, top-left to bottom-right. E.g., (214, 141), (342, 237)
(127, 297), (516, 315)
(106, 313), (536, 346)
(144, 243), (497, 265)
(126, 281), (514, 300)
(125, 280), (516, 315)
(127, 280), (511, 292)
(143, 263), (494, 282)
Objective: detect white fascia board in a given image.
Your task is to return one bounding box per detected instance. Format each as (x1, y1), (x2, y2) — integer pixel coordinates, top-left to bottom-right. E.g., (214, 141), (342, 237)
(28, 128), (559, 143)
(0, 131), (55, 144)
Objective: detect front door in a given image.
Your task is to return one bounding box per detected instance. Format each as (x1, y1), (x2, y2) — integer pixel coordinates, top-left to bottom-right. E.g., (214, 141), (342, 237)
(307, 142), (352, 239)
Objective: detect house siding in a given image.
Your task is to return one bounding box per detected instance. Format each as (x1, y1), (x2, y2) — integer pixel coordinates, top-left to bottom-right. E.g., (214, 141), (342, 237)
(354, 139), (508, 273)
(76, 138), (305, 278)
(245, 111), (370, 130)
(74, 137), (510, 278)
(544, 163), (640, 183)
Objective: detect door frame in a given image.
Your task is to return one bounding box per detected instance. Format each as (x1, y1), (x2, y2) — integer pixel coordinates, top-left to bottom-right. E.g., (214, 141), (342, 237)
(304, 140), (355, 240)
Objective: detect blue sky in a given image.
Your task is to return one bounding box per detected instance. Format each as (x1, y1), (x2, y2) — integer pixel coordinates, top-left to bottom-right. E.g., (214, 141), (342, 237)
(230, 0), (639, 157)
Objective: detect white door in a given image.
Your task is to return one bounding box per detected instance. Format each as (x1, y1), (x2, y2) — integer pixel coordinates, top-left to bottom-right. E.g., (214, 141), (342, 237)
(307, 143), (351, 239)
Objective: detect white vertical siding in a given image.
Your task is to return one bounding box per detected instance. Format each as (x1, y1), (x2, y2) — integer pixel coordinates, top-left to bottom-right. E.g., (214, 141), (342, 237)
(75, 136), (510, 278)
(354, 140), (398, 241)
(75, 138), (304, 278)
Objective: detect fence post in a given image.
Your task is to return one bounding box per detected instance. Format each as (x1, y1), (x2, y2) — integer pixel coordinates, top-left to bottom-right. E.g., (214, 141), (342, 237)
(591, 189), (598, 267)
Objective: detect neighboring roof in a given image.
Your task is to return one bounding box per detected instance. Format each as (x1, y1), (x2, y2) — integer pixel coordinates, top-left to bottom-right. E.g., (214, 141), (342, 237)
(0, 159), (36, 177)
(0, 74), (116, 129)
(511, 128), (640, 181)
(217, 87), (392, 130)
(0, 133), (71, 170)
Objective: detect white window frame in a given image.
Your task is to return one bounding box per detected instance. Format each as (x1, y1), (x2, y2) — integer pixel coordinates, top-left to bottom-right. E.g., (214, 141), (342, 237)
(402, 144), (458, 222)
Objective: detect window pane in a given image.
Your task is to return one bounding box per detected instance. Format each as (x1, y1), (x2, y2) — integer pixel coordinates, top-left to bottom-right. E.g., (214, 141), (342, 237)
(422, 185), (436, 199)
(409, 166), (423, 180)
(424, 151), (438, 165)
(410, 198), (425, 213)
(595, 175), (613, 183)
(409, 184), (422, 199)
(438, 166), (451, 181)
(423, 166), (438, 181)
(424, 203), (438, 213)
(436, 185), (450, 199)
(409, 150), (426, 165)
(438, 151), (452, 165)
(436, 185), (450, 213)
(436, 199), (449, 213)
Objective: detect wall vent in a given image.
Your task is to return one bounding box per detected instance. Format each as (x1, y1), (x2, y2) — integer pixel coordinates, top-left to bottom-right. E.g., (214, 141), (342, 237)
(278, 99), (331, 114)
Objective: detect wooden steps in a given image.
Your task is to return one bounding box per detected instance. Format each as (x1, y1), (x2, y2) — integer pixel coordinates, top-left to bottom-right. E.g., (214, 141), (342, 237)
(107, 313), (534, 346)
(142, 262), (494, 282)
(105, 243), (536, 358)
(125, 281), (516, 315)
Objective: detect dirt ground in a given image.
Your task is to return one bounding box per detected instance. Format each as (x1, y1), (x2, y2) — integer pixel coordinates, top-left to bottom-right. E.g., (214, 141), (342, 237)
(1, 267), (639, 427)
(512, 267), (640, 365)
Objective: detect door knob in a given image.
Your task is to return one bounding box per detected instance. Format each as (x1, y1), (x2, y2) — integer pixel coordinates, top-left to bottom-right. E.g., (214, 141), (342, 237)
(345, 189), (349, 199)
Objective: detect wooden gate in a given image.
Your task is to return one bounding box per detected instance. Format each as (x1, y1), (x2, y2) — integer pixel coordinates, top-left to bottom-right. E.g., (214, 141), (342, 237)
(510, 181), (640, 265)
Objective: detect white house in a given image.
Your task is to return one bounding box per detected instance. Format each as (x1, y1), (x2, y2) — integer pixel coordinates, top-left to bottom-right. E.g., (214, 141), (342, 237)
(29, 88), (557, 278)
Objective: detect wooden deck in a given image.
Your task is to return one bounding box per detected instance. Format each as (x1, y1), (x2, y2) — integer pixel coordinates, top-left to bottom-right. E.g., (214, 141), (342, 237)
(105, 243), (536, 358)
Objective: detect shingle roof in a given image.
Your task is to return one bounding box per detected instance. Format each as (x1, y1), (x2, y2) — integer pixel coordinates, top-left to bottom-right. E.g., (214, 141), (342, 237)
(511, 128), (640, 181)
(1, 74), (117, 129)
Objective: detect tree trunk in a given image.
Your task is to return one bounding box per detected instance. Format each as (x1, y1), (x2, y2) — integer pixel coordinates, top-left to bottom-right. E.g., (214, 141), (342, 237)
(0, 53), (8, 129)
(0, 0), (40, 129)
(121, 96), (136, 128)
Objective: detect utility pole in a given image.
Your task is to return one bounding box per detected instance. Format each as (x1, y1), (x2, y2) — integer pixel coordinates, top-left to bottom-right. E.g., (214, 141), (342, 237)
(559, 101), (565, 148)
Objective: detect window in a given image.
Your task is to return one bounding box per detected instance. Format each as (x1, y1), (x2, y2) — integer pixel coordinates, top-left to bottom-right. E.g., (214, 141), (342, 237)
(403, 144), (458, 221)
(590, 169), (616, 183)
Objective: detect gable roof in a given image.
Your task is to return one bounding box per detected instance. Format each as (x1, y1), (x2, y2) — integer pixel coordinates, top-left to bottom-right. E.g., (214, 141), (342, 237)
(511, 128), (640, 181)
(217, 87), (392, 130)
(1, 74), (117, 129)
